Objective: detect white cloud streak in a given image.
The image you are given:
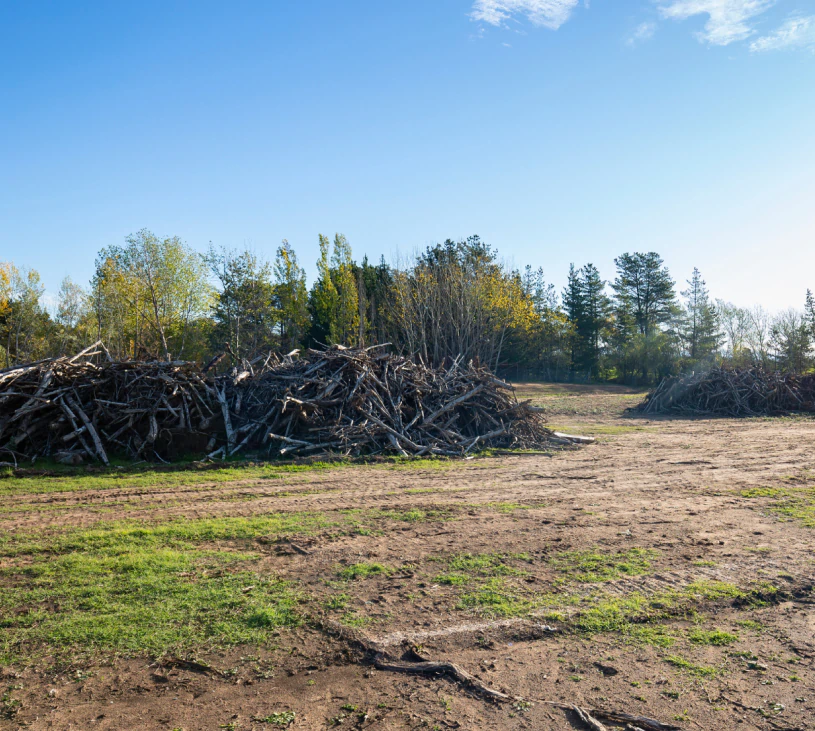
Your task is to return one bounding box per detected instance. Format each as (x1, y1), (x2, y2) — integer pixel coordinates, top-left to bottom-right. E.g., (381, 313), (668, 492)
(750, 14), (815, 51)
(626, 21), (658, 46)
(658, 0), (776, 46)
(470, 0), (580, 30)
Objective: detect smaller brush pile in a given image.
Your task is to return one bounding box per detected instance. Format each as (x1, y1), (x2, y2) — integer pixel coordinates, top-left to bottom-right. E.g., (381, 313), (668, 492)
(636, 367), (815, 417)
(0, 342), (563, 465)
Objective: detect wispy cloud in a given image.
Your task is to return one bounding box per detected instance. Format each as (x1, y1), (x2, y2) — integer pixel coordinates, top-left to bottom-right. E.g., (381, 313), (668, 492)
(658, 0), (776, 46)
(626, 20), (657, 46)
(750, 14), (815, 51)
(470, 0), (580, 31)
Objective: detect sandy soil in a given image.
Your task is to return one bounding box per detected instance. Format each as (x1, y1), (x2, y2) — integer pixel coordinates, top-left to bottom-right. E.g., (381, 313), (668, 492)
(2, 386), (815, 731)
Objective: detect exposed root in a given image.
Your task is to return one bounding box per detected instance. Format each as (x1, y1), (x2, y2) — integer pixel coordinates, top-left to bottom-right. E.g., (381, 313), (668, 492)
(316, 617), (684, 729)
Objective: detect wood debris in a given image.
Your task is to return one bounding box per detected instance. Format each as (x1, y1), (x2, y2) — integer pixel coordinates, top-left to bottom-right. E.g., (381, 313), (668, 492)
(636, 367), (815, 417)
(0, 342), (568, 464)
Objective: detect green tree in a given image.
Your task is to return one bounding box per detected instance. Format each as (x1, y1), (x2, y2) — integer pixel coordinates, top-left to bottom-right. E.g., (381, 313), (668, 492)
(612, 252), (677, 338)
(330, 234), (360, 345)
(611, 252), (678, 382)
(0, 263), (51, 366)
(562, 264), (584, 374)
(806, 289), (815, 340)
(273, 240), (310, 351)
(680, 267), (721, 363)
(771, 309), (811, 372)
(93, 230), (212, 361)
(206, 245), (277, 360)
(55, 276), (92, 355)
(356, 255), (393, 346)
(578, 264), (612, 377)
(308, 234), (339, 346)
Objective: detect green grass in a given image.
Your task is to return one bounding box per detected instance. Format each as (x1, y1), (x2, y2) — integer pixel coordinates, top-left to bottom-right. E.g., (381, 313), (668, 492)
(436, 573), (470, 585)
(337, 562), (394, 580)
(0, 511), (338, 557)
(456, 578), (533, 617)
(688, 629), (738, 646)
(0, 509), (355, 665)
(550, 547), (658, 582)
(741, 477), (815, 527)
(257, 711), (296, 726)
(446, 552), (529, 576)
(0, 544), (300, 665)
(0, 461), (350, 497)
(0, 456), (465, 499)
(374, 507), (451, 522)
(665, 655), (719, 677)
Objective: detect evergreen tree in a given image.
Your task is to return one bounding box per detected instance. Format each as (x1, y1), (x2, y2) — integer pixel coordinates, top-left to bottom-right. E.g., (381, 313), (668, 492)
(680, 267), (721, 363)
(612, 252), (676, 338)
(806, 289), (815, 339)
(611, 252), (678, 381)
(562, 264), (584, 374)
(578, 264), (612, 376)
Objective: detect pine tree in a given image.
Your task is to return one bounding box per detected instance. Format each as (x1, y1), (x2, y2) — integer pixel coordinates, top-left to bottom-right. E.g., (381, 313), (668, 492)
(806, 289), (815, 339)
(578, 264), (611, 376)
(611, 252), (678, 381)
(562, 264), (584, 374)
(680, 267), (721, 363)
(612, 252), (676, 338)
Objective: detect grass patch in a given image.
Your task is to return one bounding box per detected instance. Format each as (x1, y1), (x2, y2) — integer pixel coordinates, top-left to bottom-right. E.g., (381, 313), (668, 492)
(457, 579), (532, 617)
(741, 480), (815, 527)
(0, 461), (345, 497)
(688, 629), (738, 646)
(550, 547), (657, 582)
(257, 711), (296, 726)
(0, 546), (299, 665)
(0, 509), (360, 665)
(445, 552), (529, 576)
(337, 562), (394, 580)
(323, 594), (350, 611)
(435, 573), (469, 586)
(665, 655), (718, 677)
(374, 507), (451, 523)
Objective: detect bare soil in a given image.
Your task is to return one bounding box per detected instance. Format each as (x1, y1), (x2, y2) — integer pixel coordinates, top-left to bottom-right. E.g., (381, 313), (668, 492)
(2, 384), (815, 731)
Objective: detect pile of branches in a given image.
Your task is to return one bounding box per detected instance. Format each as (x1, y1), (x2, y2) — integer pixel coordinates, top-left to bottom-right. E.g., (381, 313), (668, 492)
(0, 342), (563, 465)
(636, 366), (815, 417)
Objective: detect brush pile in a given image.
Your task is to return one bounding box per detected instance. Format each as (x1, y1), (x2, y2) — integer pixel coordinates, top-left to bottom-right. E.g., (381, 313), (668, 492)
(0, 342), (562, 465)
(636, 367), (815, 417)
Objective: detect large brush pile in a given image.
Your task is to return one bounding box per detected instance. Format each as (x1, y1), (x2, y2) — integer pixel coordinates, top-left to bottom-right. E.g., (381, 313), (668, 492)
(636, 367), (815, 417)
(0, 342), (561, 465)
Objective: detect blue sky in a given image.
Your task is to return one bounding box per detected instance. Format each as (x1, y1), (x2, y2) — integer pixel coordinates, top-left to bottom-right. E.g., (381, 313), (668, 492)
(1, 0), (813, 310)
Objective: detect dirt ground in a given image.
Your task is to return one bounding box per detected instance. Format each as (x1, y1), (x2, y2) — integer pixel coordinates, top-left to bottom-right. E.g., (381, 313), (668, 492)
(2, 384), (815, 731)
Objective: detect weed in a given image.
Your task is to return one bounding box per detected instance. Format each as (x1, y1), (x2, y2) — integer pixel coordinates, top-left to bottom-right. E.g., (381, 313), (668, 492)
(257, 711), (296, 726)
(337, 562), (393, 580)
(457, 579), (531, 617)
(323, 594), (350, 611)
(551, 548), (657, 582)
(435, 573), (469, 586)
(665, 656), (718, 677)
(688, 629), (738, 646)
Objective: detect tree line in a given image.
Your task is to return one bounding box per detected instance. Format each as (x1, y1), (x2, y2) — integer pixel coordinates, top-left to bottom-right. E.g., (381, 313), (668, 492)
(2, 230), (814, 384)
